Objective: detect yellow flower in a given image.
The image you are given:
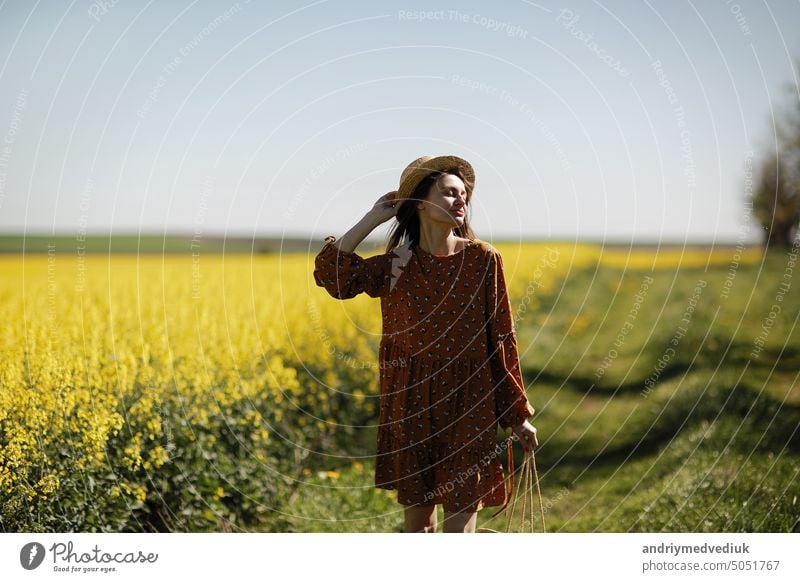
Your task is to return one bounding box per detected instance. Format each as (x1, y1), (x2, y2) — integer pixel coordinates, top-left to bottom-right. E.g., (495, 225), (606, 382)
(146, 446), (170, 470)
(36, 474), (60, 497)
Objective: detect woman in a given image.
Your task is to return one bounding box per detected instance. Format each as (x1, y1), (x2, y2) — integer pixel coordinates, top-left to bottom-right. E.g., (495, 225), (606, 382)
(313, 155), (539, 533)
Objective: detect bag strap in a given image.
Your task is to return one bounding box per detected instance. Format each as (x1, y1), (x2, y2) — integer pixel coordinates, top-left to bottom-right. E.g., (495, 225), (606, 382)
(478, 436), (546, 533)
(486, 435), (516, 521)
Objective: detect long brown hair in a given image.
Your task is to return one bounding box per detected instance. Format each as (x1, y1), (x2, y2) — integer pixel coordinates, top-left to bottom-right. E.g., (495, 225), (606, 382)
(385, 166), (476, 253)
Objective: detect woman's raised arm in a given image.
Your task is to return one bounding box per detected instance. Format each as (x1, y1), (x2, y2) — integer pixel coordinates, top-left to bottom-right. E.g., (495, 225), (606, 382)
(312, 192), (398, 300)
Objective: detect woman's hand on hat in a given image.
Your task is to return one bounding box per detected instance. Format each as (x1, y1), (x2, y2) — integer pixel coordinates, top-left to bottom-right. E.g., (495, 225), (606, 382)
(368, 191), (400, 224)
(512, 420), (539, 455)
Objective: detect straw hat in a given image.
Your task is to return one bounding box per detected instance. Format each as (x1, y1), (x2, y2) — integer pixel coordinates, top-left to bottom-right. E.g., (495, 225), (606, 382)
(396, 155), (475, 205)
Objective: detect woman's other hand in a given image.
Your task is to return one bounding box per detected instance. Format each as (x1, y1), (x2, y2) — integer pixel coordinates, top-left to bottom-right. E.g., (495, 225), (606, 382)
(512, 420), (539, 455)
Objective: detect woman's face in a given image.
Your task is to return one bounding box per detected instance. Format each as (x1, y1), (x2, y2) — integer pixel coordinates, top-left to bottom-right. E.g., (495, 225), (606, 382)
(417, 173), (468, 227)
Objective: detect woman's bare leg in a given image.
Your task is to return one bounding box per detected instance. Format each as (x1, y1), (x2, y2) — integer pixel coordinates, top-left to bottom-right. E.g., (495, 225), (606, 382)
(404, 504), (437, 532)
(442, 509), (478, 533)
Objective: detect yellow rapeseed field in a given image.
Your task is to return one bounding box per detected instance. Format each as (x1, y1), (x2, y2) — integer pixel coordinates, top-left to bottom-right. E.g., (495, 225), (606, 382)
(0, 242), (760, 530)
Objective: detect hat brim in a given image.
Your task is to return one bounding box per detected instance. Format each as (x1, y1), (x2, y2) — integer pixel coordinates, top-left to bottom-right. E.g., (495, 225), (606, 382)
(397, 155), (475, 203)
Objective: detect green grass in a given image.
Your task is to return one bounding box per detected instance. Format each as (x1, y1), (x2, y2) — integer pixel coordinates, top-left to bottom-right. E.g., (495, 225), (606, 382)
(543, 415), (799, 532)
(264, 368), (798, 532)
(0, 234), (314, 254)
(522, 253), (800, 388)
(260, 463), (403, 533)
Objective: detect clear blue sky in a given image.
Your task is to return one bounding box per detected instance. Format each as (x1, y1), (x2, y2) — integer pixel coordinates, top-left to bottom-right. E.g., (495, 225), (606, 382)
(0, 0), (798, 243)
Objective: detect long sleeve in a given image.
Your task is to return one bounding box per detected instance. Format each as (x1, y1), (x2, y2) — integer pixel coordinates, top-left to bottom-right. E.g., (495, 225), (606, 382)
(485, 248), (536, 429)
(313, 235), (392, 299)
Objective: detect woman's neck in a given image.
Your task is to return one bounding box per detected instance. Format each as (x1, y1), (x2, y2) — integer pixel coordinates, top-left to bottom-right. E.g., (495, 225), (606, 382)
(417, 225), (462, 256)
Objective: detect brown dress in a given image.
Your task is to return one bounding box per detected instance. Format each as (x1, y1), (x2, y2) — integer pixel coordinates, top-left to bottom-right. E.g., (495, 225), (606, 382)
(313, 235), (535, 512)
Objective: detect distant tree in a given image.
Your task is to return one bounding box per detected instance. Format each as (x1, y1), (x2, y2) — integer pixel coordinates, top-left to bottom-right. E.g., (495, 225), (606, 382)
(753, 59), (800, 249)
(754, 153), (799, 248)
